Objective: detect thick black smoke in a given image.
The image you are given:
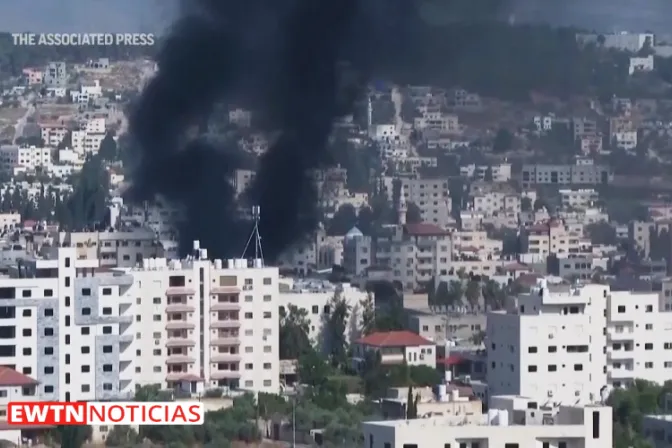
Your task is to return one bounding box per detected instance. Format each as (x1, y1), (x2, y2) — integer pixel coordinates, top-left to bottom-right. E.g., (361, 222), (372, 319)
(128, 0), (508, 261)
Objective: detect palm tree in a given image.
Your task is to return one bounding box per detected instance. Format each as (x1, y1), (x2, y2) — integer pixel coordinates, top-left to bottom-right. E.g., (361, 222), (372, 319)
(464, 280), (481, 310)
(446, 280), (464, 310)
(482, 280), (507, 310)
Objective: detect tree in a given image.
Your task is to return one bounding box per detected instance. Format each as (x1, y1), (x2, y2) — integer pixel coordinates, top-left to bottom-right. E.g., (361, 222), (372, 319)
(464, 280), (481, 309)
(484, 166), (493, 181)
(493, 128), (513, 153)
(481, 280), (507, 310)
(105, 426), (139, 446)
(66, 154), (110, 230)
(405, 202), (423, 224)
(446, 280), (464, 308)
(98, 132), (118, 161)
(586, 222), (618, 245)
(298, 348), (331, 387)
(279, 304), (312, 359)
(359, 293), (375, 336)
(50, 425), (92, 448)
(521, 197), (532, 212)
(57, 131), (72, 149)
(406, 385), (418, 419)
(323, 293), (350, 369)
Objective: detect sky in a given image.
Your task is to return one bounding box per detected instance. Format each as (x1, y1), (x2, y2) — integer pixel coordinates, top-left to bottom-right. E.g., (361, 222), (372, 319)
(0, 0), (669, 34)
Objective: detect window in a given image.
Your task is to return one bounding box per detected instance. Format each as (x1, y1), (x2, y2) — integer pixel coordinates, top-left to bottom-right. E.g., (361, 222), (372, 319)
(65, 373), (70, 384)
(44, 366), (54, 374)
(65, 316), (70, 326)
(44, 328), (53, 336)
(81, 384), (90, 392)
(645, 362), (654, 368)
(81, 365), (90, 373)
(153, 366), (161, 373)
(65, 277), (70, 287)
(102, 307), (112, 315)
(44, 347), (54, 355)
(22, 329), (31, 337)
(82, 288), (91, 296)
(646, 305), (653, 312)
(81, 346), (90, 354)
(65, 335), (70, 344)
(65, 257), (71, 268)
(44, 308), (53, 317)
(45, 386), (54, 393)
(245, 295), (253, 302)
(81, 327), (90, 335)
(264, 346), (272, 353)
(22, 309), (30, 317)
(548, 365), (557, 372)
(263, 278), (272, 285)
(548, 346), (557, 353)
(311, 305), (319, 314)
(44, 289), (53, 297)
(504, 445), (519, 448)
(528, 346), (537, 353)
(263, 311), (272, 319)
(245, 363), (253, 369)
(645, 343), (653, 350)
(153, 349), (161, 356)
(103, 383), (113, 391)
(153, 332), (161, 339)
(245, 312), (253, 319)
(617, 305), (625, 313)
(103, 326), (112, 334)
(263, 295), (271, 302)
(65, 296), (70, 307)
(103, 364), (112, 372)
(574, 364), (583, 371)
(65, 354), (70, 364)
(22, 367), (31, 374)
(528, 365), (537, 372)
(22, 348), (31, 355)
(153, 297), (161, 304)
(136, 315), (141, 322)
(263, 380), (272, 387)
(102, 288), (112, 296)
(82, 307), (91, 315)
(245, 347), (253, 353)
(592, 411), (600, 439)
(153, 315), (161, 321)
(645, 324), (653, 330)
(102, 346), (112, 353)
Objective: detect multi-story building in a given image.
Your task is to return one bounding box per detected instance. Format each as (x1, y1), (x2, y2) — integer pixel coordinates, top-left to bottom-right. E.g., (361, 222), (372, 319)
(0, 242), (280, 404)
(278, 279), (367, 348)
(520, 219), (581, 261)
(0, 145), (52, 174)
(398, 178), (452, 228)
(559, 188), (599, 210)
(375, 223), (452, 291)
(363, 395), (612, 448)
(352, 331), (436, 368)
(521, 162), (612, 188)
(488, 277), (672, 407)
(43, 62), (67, 86)
(487, 279), (608, 406)
(54, 229), (162, 268)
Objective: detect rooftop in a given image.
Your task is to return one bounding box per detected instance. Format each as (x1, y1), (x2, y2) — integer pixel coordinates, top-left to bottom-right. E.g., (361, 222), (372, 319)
(356, 330), (434, 347)
(0, 366), (38, 386)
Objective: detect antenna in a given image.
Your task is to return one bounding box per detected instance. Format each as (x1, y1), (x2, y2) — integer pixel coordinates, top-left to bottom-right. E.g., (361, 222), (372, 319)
(241, 205), (264, 266)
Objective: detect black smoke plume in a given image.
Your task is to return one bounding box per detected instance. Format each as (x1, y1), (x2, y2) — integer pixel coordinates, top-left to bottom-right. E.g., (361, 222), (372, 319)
(128, 0), (508, 261)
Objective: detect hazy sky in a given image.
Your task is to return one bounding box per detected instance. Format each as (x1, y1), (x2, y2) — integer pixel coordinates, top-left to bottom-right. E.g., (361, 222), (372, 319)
(0, 0), (669, 34)
(0, 0), (177, 33)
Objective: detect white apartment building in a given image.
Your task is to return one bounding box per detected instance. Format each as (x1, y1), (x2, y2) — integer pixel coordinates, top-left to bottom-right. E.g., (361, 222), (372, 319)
(40, 124), (69, 148)
(0, 242), (280, 404)
(488, 278), (672, 408)
(398, 178), (452, 228)
(520, 220), (581, 261)
(559, 189), (598, 209)
(521, 162), (612, 188)
(613, 130), (638, 150)
(278, 279), (367, 348)
(0, 145), (51, 174)
(487, 279), (608, 407)
(363, 395), (612, 448)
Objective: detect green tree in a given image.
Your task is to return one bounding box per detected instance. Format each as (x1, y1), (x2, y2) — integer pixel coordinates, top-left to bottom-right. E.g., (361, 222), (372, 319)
(405, 202), (423, 224)
(298, 348), (331, 387)
(406, 385), (418, 419)
(464, 280), (481, 308)
(50, 425), (92, 448)
(279, 304), (312, 359)
(324, 293), (351, 369)
(446, 280), (464, 308)
(359, 293), (375, 336)
(66, 154), (110, 230)
(104, 425), (139, 446)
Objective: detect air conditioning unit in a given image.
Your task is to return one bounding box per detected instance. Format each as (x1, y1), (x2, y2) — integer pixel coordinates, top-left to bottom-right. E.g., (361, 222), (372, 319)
(262, 336), (268, 341)
(547, 390), (554, 397)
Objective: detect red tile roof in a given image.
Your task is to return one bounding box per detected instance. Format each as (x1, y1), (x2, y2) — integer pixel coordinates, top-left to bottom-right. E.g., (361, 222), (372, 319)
(356, 331), (435, 347)
(404, 223), (449, 236)
(0, 366), (38, 386)
(437, 355), (467, 366)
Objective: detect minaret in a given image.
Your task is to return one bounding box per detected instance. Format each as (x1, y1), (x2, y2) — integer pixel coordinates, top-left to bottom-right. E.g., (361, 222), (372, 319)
(367, 95), (373, 129)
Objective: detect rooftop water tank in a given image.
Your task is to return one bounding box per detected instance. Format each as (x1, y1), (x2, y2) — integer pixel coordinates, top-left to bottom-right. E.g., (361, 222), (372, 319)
(437, 384), (447, 402)
(193, 240), (200, 251)
(214, 259), (222, 269)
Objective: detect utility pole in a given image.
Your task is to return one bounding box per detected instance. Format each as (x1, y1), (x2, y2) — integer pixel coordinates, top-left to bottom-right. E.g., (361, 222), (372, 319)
(292, 397), (296, 448)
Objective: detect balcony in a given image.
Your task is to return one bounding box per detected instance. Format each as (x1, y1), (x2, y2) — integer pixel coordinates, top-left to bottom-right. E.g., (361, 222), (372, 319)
(166, 287), (195, 296)
(210, 303), (241, 312)
(211, 353), (242, 363)
(212, 286), (241, 294)
(166, 304), (195, 313)
(210, 337), (240, 346)
(166, 321), (196, 330)
(210, 320), (240, 329)
(609, 331), (634, 341)
(166, 337), (196, 348)
(210, 370), (241, 380)
(607, 349), (634, 361)
(166, 355), (195, 364)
